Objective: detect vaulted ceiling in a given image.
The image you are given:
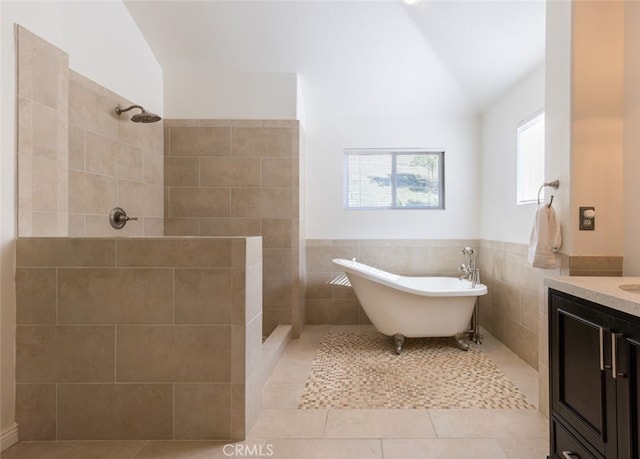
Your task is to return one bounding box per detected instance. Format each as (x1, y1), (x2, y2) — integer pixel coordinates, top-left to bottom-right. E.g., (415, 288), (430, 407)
(125, 0), (545, 114)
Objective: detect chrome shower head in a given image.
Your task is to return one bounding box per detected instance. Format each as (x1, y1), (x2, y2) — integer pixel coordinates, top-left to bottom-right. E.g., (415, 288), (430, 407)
(462, 247), (475, 255)
(115, 104), (161, 123)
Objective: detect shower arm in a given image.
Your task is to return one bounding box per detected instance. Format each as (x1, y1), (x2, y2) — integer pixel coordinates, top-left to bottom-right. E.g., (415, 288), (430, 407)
(115, 105), (144, 115)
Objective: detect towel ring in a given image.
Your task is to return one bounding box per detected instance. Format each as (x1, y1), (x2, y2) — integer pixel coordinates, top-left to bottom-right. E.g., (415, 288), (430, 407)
(537, 179), (560, 206)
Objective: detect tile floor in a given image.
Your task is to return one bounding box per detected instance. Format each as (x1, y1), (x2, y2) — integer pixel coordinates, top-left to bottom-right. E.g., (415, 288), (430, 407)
(2, 325), (549, 459)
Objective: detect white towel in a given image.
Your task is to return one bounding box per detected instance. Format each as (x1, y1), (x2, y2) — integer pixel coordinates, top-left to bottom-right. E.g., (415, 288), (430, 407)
(528, 204), (562, 269)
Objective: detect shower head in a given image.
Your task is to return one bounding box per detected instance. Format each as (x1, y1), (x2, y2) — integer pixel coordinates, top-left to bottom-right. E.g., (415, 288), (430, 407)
(115, 104), (161, 123)
(462, 247), (475, 255)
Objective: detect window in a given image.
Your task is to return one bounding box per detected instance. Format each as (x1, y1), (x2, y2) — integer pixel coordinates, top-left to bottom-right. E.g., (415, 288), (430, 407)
(344, 149), (444, 209)
(517, 111), (545, 204)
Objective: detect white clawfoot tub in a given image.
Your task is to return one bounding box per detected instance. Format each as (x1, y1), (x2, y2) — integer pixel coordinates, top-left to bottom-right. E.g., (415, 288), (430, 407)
(332, 258), (488, 353)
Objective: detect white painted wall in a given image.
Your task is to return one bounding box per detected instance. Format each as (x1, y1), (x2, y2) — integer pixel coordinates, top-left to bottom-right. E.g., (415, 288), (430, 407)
(624, 1), (640, 274)
(304, 113), (480, 239)
(0, 1), (162, 447)
(479, 66), (545, 244)
(164, 69), (296, 119)
(570, 0), (624, 257)
(545, 0), (572, 255)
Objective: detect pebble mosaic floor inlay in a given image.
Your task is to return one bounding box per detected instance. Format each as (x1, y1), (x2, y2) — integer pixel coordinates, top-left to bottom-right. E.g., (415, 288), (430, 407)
(298, 331), (535, 410)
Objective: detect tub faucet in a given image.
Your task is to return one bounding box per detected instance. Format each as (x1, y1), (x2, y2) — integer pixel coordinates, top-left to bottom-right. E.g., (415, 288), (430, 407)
(458, 247), (480, 288)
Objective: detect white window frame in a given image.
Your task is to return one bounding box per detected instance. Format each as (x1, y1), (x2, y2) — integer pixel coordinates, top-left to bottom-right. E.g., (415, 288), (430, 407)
(343, 148), (445, 210)
(516, 110), (545, 205)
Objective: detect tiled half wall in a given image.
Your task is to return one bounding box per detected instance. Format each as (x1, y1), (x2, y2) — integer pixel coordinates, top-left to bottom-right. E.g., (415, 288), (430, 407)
(163, 119), (306, 337)
(15, 237), (262, 441)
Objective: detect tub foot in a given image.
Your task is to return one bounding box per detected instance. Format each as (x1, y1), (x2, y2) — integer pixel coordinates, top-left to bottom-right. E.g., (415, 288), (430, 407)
(393, 334), (405, 355)
(455, 335), (470, 351)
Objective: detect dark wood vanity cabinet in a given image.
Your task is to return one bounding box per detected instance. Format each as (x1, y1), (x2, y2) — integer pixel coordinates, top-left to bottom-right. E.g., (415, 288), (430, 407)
(549, 288), (640, 459)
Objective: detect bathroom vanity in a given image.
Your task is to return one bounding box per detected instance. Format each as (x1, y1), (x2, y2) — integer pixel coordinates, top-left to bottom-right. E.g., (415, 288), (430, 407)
(546, 276), (640, 459)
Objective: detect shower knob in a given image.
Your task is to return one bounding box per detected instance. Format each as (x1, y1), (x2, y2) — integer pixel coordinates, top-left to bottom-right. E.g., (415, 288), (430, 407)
(109, 207), (138, 230)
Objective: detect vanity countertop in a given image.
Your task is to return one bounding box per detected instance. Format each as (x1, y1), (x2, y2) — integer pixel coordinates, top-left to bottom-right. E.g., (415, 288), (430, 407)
(545, 276), (640, 318)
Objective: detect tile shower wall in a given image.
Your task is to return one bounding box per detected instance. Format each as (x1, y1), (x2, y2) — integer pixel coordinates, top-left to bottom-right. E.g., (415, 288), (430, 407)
(163, 119), (305, 336)
(15, 237), (262, 441)
(68, 72), (164, 236)
(16, 26), (164, 237)
(17, 26), (69, 236)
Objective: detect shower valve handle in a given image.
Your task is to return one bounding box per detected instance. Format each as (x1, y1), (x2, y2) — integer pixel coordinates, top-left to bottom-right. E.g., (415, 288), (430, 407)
(109, 207), (138, 230)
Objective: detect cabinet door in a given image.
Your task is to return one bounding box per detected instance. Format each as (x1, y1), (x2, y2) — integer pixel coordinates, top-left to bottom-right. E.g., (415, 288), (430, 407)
(550, 291), (616, 457)
(614, 318), (640, 458)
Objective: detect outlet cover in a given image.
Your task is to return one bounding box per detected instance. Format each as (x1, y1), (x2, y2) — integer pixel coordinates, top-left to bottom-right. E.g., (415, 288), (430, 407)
(579, 206), (595, 231)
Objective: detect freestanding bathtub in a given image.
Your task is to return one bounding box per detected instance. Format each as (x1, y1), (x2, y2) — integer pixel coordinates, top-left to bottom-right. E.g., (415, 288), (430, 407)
(332, 258), (488, 353)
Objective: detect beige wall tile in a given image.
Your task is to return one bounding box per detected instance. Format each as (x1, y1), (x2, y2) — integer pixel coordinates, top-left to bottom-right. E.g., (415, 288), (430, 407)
(69, 170), (117, 214)
(262, 219), (292, 248)
(230, 269), (251, 326)
(116, 115), (161, 152)
(69, 125), (85, 171)
(262, 120), (299, 128)
(231, 188), (293, 218)
(306, 299), (360, 325)
(57, 383), (173, 440)
(263, 277), (294, 310)
(16, 268), (57, 324)
(33, 48), (60, 109)
(16, 384), (56, 440)
(143, 217), (164, 236)
(17, 325), (115, 382)
(262, 158), (292, 187)
(169, 187), (231, 218)
(164, 157), (199, 187)
(16, 238), (116, 267)
(58, 268), (173, 324)
(163, 218), (201, 236)
(144, 152), (164, 186)
(32, 101), (59, 161)
(200, 218), (262, 237)
(118, 180), (164, 217)
(200, 157), (261, 187)
(263, 249), (293, 280)
(17, 153), (33, 217)
(85, 132), (143, 182)
(231, 127), (294, 157)
(307, 244), (358, 273)
(116, 325), (231, 382)
(245, 315), (262, 378)
(175, 269), (232, 324)
(174, 384), (231, 440)
(18, 97), (33, 156)
(32, 156), (59, 211)
(246, 263), (263, 323)
(31, 212), (66, 237)
(17, 27), (34, 100)
(69, 76), (118, 140)
(116, 238), (232, 267)
(231, 383), (246, 440)
(170, 127), (230, 156)
(503, 319), (538, 369)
